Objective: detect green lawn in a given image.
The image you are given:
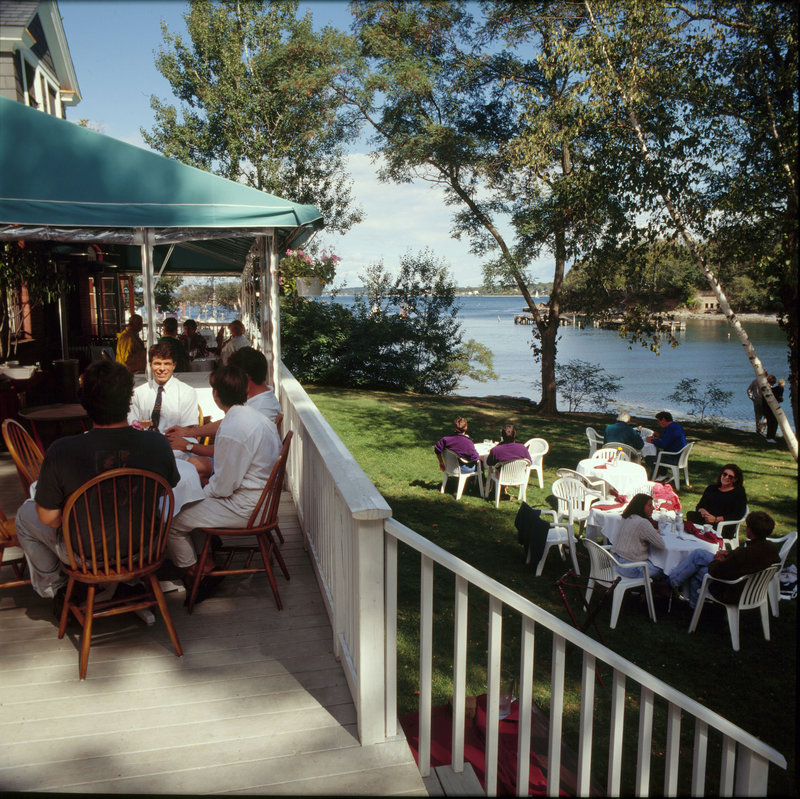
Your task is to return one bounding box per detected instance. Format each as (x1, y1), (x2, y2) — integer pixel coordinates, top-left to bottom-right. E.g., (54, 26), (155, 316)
(306, 387), (797, 795)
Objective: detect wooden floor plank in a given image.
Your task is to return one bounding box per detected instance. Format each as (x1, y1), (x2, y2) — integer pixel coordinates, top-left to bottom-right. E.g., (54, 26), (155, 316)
(0, 463), (426, 796)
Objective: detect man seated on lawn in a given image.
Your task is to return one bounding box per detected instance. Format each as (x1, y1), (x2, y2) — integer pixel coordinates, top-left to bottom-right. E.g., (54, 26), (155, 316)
(128, 342), (199, 438)
(15, 360), (180, 612)
(604, 411), (644, 450)
(645, 410), (687, 464)
(669, 510), (780, 608)
(487, 424), (531, 468)
(166, 365), (281, 592)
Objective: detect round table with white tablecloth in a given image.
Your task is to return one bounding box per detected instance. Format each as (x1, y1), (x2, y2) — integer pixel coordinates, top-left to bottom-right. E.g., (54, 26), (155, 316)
(595, 512), (719, 576)
(576, 458), (649, 498)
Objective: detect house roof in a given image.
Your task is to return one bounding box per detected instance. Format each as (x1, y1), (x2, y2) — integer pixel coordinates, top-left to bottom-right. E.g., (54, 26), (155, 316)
(0, 0), (81, 104)
(0, 96), (325, 274)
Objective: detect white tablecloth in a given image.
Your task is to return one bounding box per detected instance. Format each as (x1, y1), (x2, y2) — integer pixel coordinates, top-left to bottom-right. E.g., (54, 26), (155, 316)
(599, 517), (719, 576)
(577, 459), (648, 498)
(172, 459), (205, 514)
(639, 427), (657, 458)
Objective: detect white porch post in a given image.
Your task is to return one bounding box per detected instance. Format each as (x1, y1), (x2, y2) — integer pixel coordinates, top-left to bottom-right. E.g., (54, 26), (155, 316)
(267, 232), (281, 395)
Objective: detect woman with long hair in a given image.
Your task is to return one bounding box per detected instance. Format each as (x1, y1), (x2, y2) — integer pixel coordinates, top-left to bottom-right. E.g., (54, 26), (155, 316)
(686, 464), (747, 538)
(612, 493), (666, 578)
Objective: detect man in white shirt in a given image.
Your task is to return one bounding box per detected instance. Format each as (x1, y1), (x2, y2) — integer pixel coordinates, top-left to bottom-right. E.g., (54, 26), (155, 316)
(128, 343), (199, 436)
(167, 365), (281, 582)
(219, 319), (251, 365)
(165, 346), (282, 460)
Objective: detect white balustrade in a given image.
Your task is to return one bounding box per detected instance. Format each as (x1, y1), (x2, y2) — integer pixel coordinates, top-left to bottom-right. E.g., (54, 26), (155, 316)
(278, 364), (786, 795)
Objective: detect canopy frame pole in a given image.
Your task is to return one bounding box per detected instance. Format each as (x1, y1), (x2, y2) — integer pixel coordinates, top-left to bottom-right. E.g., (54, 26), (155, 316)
(139, 228), (156, 377)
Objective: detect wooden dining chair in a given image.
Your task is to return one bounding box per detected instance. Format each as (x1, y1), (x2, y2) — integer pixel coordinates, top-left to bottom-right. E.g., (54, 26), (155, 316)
(0, 505), (30, 590)
(187, 432), (293, 613)
(58, 468), (183, 679)
(2, 418), (44, 495)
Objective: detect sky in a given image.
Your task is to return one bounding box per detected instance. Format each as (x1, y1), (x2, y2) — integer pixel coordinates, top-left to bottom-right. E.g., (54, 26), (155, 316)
(57, 0), (552, 288)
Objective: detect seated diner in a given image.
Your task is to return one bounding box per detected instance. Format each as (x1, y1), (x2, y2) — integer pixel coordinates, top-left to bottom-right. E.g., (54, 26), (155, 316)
(434, 416), (480, 474)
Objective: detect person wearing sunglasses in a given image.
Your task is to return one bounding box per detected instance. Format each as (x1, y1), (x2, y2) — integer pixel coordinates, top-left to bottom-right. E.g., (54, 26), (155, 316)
(685, 463), (747, 537)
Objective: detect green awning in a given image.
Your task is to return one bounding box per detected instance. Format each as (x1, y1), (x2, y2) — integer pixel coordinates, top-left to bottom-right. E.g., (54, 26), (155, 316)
(0, 96), (324, 272)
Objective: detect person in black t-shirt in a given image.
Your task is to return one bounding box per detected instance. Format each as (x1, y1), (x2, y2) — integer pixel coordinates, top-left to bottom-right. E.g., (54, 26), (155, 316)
(15, 360), (179, 607)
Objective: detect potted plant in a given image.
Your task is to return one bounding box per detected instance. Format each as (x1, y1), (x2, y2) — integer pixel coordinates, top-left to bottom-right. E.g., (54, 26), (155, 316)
(280, 248), (339, 297)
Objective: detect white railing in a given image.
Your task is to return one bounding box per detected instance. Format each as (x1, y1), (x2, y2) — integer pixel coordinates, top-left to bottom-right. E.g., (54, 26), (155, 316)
(278, 366), (787, 795)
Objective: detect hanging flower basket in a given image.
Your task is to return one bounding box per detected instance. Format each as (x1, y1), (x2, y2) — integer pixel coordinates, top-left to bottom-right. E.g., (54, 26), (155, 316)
(296, 276), (325, 297)
(280, 248), (340, 297)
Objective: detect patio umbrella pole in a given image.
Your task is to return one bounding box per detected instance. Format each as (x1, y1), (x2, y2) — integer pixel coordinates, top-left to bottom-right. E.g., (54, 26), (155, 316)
(139, 228), (156, 378)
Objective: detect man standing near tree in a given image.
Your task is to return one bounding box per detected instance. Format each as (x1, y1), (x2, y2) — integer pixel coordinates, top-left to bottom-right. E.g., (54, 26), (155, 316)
(747, 373), (768, 436)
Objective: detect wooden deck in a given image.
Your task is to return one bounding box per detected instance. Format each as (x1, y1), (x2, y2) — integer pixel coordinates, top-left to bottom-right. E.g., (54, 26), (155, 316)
(0, 454), (426, 795)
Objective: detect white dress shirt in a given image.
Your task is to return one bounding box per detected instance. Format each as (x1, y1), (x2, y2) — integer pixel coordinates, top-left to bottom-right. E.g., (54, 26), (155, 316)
(128, 375), (199, 434)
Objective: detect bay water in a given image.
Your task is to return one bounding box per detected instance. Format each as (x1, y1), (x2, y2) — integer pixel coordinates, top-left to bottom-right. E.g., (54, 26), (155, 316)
(325, 295), (791, 432)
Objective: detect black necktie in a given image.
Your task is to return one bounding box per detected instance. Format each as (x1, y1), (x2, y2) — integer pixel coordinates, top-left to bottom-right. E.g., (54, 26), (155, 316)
(151, 385), (164, 430)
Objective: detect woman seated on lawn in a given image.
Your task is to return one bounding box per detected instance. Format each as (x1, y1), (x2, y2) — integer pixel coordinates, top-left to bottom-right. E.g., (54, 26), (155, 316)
(686, 463), (747, 536)
(612, 493), (665, 579)
(434, 416), (480, 473)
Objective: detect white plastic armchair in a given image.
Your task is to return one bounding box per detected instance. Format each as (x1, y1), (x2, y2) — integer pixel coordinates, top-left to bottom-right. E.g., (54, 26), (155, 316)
(586, 427), (603, 456)
(651, 441), (694, 490)
(591, 447), (630, 463)
(716, 505), (749, 550)
(555, 468), (609, 500)
(439, 448), (483, 501)
(551, 477), (599, 535)
(767, 531), (797, 617)
(524, 437), (548, 489)
(485, 458), (531, 508)
(688, 564), (780, 651)
(601, 442), (638, 462)
(531, 515), (580, 576)
(583, 539), (657, 629)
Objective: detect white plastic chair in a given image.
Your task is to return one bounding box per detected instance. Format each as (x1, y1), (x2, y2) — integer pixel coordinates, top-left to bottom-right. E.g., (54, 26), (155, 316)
(583, 539), (657, 629)
(651, 441), (694, 490)
(551, 477), (599, 534)
(717, 505), (749, 550)
(591, 447), (630, 464)
(555, 468), (608, 499)
(688, 564), (780, 651)
(524, 437), (548, 489)
(586, 427), (603, 456)
(439, 448), (483, 501)
(600, 442), (638, 462)
(767, 531), (797, 617)
(530, 518), (580, 576)
(485, 458), (531, 508)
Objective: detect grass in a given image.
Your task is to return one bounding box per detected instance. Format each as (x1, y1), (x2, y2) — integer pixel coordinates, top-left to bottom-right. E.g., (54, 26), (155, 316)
(306, 386), (797, 796)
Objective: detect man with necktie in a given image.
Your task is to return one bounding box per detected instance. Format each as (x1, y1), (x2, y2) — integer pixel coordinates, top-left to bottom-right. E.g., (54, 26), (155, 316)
(128, 343), (198, 442)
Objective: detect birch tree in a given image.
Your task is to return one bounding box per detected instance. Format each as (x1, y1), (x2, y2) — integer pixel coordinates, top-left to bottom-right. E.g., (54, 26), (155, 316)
(578, 0), (797, 459)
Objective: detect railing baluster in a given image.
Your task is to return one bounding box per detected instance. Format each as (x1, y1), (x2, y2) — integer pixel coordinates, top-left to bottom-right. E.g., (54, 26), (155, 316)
(548, 634), (566, 797)
(608, 669), (626, 796)
(419, 554), (434, 777)
(485, 596), (503, 796)
(692, 719), (708, 797)
(719, 735), (736, 795)
(452, 575), (468, 772)
(664, 702), (681, 796)
(636, 686), (654, 796)
(385, 534), (398, 738)
(516, 617), (535, 796)
(577, 651), (595, 796)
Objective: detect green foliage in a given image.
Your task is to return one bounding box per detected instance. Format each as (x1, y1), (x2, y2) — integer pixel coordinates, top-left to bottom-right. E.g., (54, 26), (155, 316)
(0, 241), (70, 360)
(134, 275), (184, 313)
(550, 359), (623, 412)
(144, 0), (363, 234)
(667, 378), (733, 424)
(281, 249), (495, 394)
(179, 279), (240, 311)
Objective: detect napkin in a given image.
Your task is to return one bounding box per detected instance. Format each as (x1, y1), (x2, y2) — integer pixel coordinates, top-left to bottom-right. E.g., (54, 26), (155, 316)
(593, 464), (607, 470)
(594, 502), (624, 511)
(694, 528), (723, 545)
(683, 521), (701, 535)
